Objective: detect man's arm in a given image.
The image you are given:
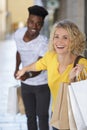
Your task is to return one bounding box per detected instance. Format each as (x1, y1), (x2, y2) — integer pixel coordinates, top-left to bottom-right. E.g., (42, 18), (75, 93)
(19, 57), (42, 81)
(14, 51), (21, 78)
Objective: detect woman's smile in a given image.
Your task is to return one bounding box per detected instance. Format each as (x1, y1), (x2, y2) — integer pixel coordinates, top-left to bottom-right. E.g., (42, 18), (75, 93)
(53, 28), (70, 54)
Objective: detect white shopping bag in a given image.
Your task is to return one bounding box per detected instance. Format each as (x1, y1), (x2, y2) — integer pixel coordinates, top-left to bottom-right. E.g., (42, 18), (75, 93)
(67, 91), (77, 130)
(7, 86), (19, 114)
(68, 79), (87, 130)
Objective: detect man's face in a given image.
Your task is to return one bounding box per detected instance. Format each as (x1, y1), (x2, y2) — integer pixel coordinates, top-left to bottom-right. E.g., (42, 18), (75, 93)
(27, 14), (44, 37)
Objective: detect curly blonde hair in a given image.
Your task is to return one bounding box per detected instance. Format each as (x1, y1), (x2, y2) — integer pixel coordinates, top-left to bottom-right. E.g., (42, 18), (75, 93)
(48, 19), (86, 55)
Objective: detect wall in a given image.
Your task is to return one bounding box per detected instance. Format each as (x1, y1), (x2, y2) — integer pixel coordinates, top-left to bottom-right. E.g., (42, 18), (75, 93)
(58, 0), (85, 32)
(8, 0), (34, 24)
(67, 0), (85, 32)
(0, 0), (6, 40)
(7, 0), (34, 33)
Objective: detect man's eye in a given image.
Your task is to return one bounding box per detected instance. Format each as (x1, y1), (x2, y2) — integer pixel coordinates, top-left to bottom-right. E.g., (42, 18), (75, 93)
(37, 23), (42, 26)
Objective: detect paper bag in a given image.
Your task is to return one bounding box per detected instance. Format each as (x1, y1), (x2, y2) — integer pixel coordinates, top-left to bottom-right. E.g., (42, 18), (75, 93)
(7, 86), (19, 114)
(17, 87), (25, 114)
(50, 83), (69, 129)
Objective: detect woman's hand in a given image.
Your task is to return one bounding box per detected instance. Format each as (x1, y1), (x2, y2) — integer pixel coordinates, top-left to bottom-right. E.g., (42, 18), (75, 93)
(16, 67), (27, 80)
(69, 64), (84, 82)
(15, 62), (38, 80)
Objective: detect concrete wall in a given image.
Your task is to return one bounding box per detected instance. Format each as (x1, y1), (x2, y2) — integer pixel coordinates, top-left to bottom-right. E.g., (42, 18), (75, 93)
(58, 0), (85, 32)
(67, 0), (85, 32)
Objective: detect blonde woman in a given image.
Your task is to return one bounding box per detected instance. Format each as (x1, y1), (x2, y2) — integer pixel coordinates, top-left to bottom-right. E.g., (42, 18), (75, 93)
(16, 19), (87, 130)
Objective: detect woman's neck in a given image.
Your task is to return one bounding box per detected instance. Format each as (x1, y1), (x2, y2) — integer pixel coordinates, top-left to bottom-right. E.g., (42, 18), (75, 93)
(57, 53), (76, 74)
(58, 53), (76, 66)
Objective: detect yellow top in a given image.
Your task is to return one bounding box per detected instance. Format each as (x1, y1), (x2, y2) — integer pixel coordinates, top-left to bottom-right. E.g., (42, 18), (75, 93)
(36, 51), (87, 111)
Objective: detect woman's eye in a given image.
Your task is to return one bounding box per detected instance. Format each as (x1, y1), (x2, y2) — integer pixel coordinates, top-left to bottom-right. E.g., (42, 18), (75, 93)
(54, 36), (59, 39)
(53, 35), (69, 40)
(63, 36), (68, 39)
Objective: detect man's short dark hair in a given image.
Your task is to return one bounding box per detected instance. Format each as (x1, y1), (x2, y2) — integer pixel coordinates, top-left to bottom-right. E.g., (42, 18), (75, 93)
(28, 5), (48, 19)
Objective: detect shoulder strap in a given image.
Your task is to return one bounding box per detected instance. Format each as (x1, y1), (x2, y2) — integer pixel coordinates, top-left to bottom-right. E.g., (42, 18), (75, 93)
(73, 55), (84, 67)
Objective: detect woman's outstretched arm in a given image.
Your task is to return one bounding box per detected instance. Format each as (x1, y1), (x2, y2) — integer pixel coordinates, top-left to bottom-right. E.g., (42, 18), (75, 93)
(16, 62), (38, 80)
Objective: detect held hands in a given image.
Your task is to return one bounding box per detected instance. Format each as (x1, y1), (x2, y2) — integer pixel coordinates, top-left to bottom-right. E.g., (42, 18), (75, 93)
(15, 63), (37, 80)
(16, 67), (27, 80)
(69, 64), (84, 82)
(19, 72), (29, 81)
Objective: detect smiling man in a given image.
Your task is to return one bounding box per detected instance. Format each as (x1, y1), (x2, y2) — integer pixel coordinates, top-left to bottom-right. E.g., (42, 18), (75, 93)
(14, 5), (50, 130)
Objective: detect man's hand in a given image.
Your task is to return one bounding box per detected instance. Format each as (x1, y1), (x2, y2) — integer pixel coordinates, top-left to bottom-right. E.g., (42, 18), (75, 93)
(14, 70), (18, 79)
(20, 72), (29, 81)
